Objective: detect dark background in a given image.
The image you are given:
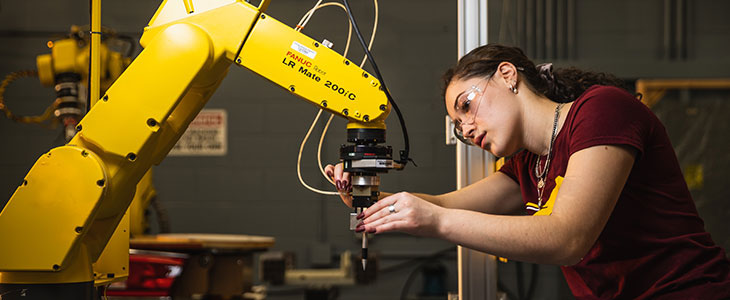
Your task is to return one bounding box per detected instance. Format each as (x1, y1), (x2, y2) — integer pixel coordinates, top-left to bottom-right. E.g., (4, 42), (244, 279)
(1, 1), (728, 299)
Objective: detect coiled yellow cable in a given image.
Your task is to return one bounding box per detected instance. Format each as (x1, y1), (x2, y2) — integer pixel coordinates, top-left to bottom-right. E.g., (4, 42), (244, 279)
(0, 70), (59, 126)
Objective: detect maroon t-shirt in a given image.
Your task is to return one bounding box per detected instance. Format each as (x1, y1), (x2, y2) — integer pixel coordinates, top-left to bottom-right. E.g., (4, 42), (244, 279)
(499, 85), (730, 299)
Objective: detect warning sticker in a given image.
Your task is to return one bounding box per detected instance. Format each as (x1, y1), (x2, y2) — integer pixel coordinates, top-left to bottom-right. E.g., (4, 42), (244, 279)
(291, 40), (317, 59)
(169, 109), (227, 156)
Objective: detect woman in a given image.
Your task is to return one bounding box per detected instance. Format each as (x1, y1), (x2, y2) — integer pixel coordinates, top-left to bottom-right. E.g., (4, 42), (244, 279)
(326, 44), (730, 299)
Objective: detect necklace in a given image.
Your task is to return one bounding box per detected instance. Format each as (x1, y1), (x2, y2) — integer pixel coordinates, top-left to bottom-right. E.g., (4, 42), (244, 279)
(534, 102), (565, 209)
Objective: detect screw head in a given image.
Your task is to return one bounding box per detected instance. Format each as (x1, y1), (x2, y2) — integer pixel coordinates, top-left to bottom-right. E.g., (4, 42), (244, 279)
(342, 109), (349, 116)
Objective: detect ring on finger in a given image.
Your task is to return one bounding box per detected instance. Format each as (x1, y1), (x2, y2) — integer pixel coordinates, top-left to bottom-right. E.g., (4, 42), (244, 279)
(388, 204), (396, 214)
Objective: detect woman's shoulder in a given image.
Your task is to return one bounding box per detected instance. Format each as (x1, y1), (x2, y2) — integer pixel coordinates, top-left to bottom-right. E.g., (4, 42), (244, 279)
(571, 85), (648, 117)
(577, 85), (638, 105)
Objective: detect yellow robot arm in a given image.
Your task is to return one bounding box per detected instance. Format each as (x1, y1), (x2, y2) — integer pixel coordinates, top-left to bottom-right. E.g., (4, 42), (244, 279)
(0, 0), (394, 294)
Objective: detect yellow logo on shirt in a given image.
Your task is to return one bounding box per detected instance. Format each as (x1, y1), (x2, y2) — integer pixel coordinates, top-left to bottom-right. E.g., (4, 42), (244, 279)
(526, 176), (564, 216)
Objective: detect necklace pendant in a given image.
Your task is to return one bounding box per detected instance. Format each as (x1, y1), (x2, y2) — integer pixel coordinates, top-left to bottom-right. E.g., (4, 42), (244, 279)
(537, 178), (545, 189)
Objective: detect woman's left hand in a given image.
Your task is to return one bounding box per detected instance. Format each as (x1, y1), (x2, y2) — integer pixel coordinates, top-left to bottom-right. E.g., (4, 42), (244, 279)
(356, 192), (445, 237)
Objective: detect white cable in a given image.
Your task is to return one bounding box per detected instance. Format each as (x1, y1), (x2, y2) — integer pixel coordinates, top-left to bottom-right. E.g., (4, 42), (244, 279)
(297, 109), (340, 195)
(316, 0), (379, 181)
(298, 0), (324, 30)
(317, 113), (336, 184)
(296, 0), (380, 195)
(297, 3), (353, 56)
(359, 0), (378, 68)
(296, 1), (356, 194)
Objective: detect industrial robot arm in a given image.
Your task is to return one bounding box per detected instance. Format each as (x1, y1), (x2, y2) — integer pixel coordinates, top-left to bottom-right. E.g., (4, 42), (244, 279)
(0, 0), (402, 296)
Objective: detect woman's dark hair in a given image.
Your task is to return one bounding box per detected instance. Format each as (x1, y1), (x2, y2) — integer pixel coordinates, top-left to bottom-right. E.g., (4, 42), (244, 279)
(442, 44), (627, 103)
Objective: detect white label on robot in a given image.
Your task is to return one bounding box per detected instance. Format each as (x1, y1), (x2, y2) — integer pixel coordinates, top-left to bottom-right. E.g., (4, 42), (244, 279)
(291, 41), (317, 59)
(169, 109), (227, 156)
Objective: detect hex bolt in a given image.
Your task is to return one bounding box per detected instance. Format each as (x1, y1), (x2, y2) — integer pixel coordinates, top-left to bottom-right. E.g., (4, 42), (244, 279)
(379, 104), (387, 111)
(314, 42), (319, 48)
(126, 153), (137, 162)
(147, 118), (157, 127)
(53, 264), (60, 271)
(289, 85), (296, 92)
(76, 124), (82, 131)
(363, 115), (370, 121)
(236, 58), (242, 64)
(102, 95), (108, 102)
(22, 179), (28, 186)
(321, 100), (328, 108)
(261, 14), (266, 19)
(344, 60), (350, 65)
(342, 109), (349, 116)
(81, 150), (89, 157)
(75, 226), (83, 234)
(96, 179), (105, 187)
(362, 72), (369, 78)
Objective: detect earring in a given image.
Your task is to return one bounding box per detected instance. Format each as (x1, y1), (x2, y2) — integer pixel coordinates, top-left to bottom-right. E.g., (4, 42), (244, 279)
(509, 83), (518, 94)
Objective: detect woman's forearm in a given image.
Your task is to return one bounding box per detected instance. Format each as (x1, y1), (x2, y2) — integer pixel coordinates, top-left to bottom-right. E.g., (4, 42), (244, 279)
(436, 209), (583, 265)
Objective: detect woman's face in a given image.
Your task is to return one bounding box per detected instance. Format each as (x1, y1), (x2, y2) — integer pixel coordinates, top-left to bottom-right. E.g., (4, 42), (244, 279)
(445, 74), (522, 157)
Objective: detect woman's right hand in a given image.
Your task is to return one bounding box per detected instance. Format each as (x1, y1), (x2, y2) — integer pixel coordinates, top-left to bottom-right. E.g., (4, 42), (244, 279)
(325, 163), (353, 207)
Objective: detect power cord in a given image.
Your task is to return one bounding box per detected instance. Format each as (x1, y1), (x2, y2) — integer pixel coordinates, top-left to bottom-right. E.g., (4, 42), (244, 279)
(295, 0), (379, 195)
(342, 0), (413, 167)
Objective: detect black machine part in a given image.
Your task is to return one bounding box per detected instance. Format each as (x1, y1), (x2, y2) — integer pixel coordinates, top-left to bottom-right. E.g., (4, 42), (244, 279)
(340, 128), (396, 209)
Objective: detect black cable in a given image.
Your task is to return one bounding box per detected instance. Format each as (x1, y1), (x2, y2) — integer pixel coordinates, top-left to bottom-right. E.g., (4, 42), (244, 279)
(511, 262), (540, 300)
(341, 0), (414, 167)
(150, 195), (171, 233)
(525, 263), (538, 300)
(115, 35), (137, 57)
(516, 261), (525, 300)
(399, 263), (424, 300)
(497, 281), (519, 300)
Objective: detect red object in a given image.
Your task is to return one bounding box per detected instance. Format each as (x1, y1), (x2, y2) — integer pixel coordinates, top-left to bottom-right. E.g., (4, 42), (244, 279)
(499, 86), (730, 299)
(106, 252), (185, 297)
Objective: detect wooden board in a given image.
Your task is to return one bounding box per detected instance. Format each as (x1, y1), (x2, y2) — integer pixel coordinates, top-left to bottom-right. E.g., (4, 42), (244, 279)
(131, 233), (275, 252)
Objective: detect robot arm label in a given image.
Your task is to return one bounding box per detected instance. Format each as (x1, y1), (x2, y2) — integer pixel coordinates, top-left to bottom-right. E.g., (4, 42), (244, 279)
(237, 13), (389, 127)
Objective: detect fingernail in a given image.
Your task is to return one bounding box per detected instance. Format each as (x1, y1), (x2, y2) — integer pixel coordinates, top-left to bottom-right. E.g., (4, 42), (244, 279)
(367, 228), (376, 234)
(336, 180), (342, 190)
(356, 212), (364, 219)
(327, 171), (333, 177)
(355, 225), (365, 232)
(343, 180), (348, 187)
